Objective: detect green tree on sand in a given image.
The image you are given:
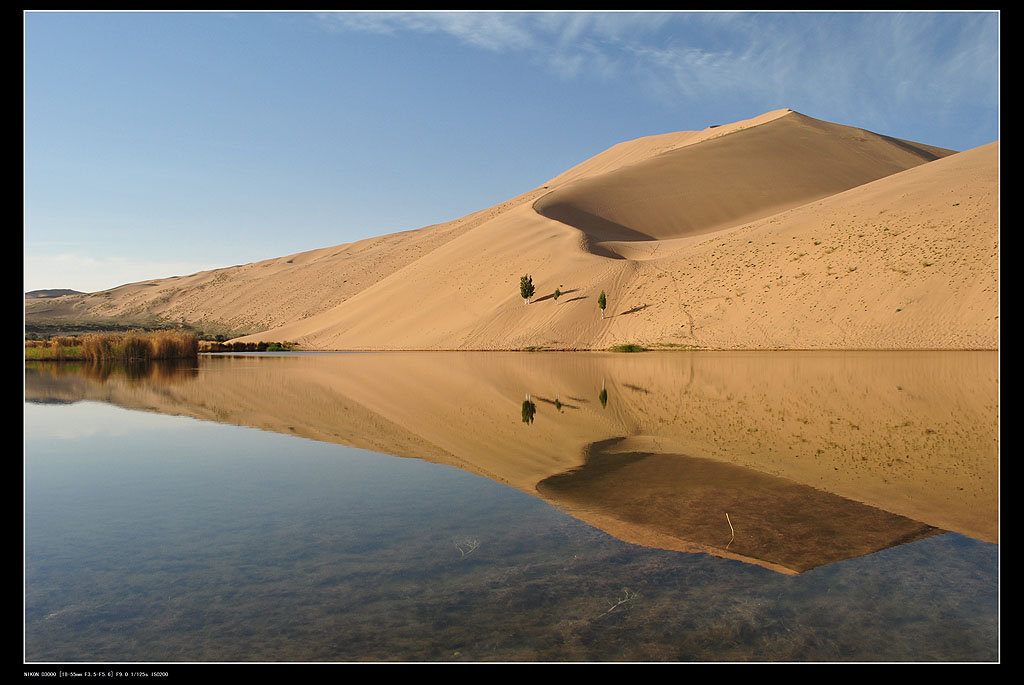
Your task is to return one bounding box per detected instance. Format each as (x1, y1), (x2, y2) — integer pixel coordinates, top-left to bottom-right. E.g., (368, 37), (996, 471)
(520, 274), (535, 304)
(522, 394), (537, 424)
(598, 290), (607, 319)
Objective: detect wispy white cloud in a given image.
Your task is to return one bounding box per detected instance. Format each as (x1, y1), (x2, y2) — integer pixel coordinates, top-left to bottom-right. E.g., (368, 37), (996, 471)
(316, 11), (673, 79)
(315, 10), (998, 131)
(317, 11), (539, 52)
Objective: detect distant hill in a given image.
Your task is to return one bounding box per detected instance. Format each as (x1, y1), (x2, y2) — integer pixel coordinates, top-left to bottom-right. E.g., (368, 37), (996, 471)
(25, 289), (84, 299)
(25, 109), (999, 350)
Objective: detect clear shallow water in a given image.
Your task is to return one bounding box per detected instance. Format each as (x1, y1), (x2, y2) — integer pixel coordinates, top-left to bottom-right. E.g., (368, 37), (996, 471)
(24, 353), (999, 662)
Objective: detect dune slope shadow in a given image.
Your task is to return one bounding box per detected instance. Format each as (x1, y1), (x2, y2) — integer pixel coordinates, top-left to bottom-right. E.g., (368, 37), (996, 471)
(533, 201), (655, 243)
(530, 201), (650, 259)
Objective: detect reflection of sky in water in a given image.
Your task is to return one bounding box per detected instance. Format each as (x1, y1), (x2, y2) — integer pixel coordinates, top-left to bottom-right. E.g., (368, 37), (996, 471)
(25, 401), (481, 532)
(25, 400), (173, 439)
(24, 366), (999, 662)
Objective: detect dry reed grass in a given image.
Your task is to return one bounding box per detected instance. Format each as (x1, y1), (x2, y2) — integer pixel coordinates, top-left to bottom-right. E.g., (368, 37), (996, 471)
(149, 329), (199, 359)
(76, 330), (198, 362)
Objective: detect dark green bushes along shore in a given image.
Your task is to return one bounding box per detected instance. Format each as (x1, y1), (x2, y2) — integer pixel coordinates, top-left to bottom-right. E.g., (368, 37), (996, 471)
(198, 340), (297, 353)
(609, 343), (647, 353)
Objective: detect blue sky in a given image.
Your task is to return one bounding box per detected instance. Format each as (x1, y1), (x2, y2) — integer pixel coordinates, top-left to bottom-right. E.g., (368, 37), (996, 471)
(24, 10), (999, 293)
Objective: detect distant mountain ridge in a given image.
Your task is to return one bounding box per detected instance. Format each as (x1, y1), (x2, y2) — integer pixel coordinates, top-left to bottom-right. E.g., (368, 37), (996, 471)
(25, 289), (84, 299)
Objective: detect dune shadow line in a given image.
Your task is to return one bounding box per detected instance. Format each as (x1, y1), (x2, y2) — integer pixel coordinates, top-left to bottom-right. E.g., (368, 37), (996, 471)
(532, 197), (654, 259)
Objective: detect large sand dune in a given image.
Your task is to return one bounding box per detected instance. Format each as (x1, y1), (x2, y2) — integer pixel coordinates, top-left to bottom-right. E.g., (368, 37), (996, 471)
(26, 109), (998, 350)
(535, 110), (951, 248)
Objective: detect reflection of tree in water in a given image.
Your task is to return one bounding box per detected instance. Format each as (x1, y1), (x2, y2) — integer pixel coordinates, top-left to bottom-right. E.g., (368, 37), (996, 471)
(522, 394), (536, 424)
(599, 378), (608, 408)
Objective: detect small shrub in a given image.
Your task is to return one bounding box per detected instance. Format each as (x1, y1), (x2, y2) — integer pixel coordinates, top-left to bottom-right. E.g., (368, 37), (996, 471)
(610, 344), (646, 353)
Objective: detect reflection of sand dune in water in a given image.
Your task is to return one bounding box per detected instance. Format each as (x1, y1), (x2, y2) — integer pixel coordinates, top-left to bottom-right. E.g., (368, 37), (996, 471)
(538, 437), (941, 575)
(25, 350), (997, 573)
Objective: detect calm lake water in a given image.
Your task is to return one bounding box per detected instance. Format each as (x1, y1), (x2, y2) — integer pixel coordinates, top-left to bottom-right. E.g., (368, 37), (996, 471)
(24, 351), (999, 662)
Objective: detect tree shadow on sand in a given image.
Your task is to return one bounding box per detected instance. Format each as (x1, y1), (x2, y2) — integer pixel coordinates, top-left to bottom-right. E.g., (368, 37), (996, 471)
(534, 395), (579, 412)
(533, 289), (579, 304)
(618, 304), (649, 316)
